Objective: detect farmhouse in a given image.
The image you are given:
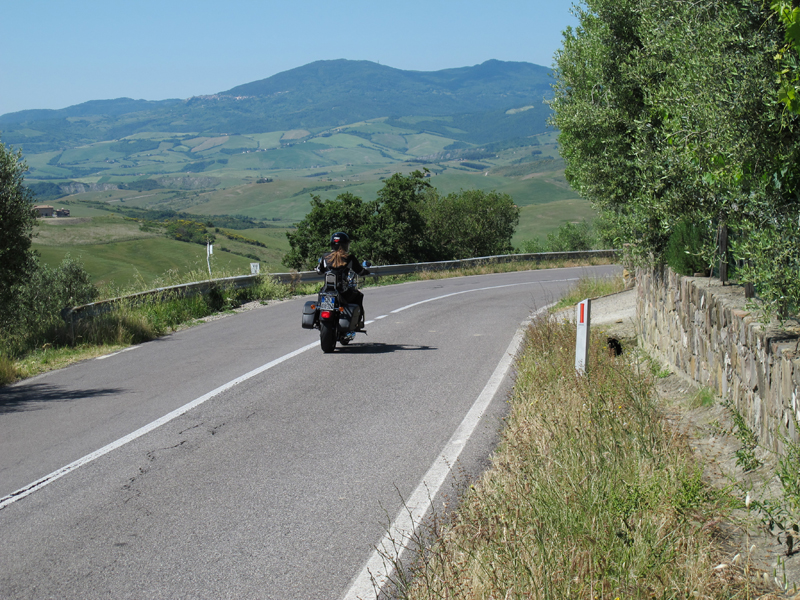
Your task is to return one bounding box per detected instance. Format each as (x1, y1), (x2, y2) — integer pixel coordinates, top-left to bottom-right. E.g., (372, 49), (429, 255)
(55, 208), (70, 217)
(34, 205), (54, 217)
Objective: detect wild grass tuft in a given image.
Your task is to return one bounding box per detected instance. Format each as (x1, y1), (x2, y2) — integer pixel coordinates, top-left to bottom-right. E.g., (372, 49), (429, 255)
(0, 352), (19, 386)
(393, 315), (758, 599)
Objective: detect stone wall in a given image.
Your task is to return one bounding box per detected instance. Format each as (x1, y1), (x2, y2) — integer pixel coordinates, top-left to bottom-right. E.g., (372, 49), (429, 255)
(637, 266), (800, 454)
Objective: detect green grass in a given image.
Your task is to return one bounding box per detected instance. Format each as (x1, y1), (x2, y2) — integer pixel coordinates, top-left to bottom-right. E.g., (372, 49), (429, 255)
(692, 387), (717, 408)
(58, 141), (125, 164)
(33, 237), (254, 289)
(513, 198), (598, 248)
(33, 214), (159, 246)
(245, 132), (285, 148)
(403, 133), (454, 156)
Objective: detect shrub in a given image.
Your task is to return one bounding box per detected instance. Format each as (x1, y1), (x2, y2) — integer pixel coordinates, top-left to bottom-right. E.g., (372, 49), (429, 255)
(664, 218), (711, 276)
(521, 221), (596, 254)
(546, 220), (594, 252)
(1, 256), (97, 356)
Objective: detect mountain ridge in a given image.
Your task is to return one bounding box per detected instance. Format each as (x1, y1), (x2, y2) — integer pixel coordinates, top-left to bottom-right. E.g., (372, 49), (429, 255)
(0, 59), (555, 154)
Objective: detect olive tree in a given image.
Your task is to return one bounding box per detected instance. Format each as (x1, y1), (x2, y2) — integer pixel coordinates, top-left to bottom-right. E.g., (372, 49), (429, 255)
(551, 0), (800, 316)
(0, 140), (36, 323)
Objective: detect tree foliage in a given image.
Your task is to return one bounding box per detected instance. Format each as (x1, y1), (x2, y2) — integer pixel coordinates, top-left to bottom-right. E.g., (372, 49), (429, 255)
(1, 140), (98, 354)
(283, 172), (520, 270)
(424, 189), (519, 259)
(0, 140), (37, 320)
(360, 171), (432, 265)
(283, 192), (376, 270)
(2, 255), (97, 355)
(551, 0), (800, 316)
(165, 219), (215, 245)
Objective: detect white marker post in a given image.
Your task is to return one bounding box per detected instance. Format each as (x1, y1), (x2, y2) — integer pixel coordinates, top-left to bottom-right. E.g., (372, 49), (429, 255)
(575, 298), (591, 374)
(250, 262), (260, 275)
(206, 242), (213, 278)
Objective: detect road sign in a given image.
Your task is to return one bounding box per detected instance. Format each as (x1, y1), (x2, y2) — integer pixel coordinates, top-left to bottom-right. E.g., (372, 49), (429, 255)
(250, 263), (260, 275)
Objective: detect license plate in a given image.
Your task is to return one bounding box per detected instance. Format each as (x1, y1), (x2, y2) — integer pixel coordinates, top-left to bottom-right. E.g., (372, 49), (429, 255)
(319, 295), (335, 310)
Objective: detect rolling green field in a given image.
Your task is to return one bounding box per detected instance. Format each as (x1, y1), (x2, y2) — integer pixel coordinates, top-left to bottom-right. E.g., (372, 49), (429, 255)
(34, 237), (253, 292)
(32, 213), (290, 289)
(25, 122), (593, 290)
(512, 199), (598, 247)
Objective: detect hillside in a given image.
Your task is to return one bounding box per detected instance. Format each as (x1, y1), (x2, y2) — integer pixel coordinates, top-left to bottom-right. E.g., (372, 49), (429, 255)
(0, 59), (554, 154)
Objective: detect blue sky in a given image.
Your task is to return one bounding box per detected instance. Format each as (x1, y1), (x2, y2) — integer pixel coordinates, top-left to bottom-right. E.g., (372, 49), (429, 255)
(1, 1), (578, 116)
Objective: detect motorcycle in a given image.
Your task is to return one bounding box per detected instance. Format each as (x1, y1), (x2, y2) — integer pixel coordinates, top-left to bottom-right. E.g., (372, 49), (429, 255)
(301, 263), (370, 353)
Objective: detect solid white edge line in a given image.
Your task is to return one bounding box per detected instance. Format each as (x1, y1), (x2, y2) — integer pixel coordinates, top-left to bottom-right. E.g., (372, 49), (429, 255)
(0, 341), (319, 511)
(340, 302), (555, 600)
(96, 346), (142, 360)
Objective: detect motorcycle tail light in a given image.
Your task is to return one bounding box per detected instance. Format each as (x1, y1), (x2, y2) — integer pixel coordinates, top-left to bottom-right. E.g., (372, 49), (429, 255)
(321, 311), (332, 319)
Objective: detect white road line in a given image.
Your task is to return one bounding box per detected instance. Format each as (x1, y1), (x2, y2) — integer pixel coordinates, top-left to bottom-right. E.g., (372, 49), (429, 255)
(0, 341), (318, 510)
(96, 346), (141, 360)
(1, 276), (574, 511)
(341, 303), (555, 600)
(389, 278), (577, 314)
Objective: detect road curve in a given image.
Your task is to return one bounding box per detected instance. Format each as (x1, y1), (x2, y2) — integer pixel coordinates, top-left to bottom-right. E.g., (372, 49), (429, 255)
(0, 265), (618, 599)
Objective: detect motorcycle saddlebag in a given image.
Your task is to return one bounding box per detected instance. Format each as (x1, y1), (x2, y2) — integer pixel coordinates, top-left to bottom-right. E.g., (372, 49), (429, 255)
(301, 300), (317, 329)
(339, 304), (360, 331)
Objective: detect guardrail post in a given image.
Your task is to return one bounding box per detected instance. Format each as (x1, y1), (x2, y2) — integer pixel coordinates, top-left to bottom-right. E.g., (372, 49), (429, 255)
(575, 298), (591, 374)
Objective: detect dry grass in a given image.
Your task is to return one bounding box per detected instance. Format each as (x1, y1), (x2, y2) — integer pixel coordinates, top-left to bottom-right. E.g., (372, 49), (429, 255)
(392, 315), (776, 599)
(552, 273), (626, 311)
(0, 353), (19, 386)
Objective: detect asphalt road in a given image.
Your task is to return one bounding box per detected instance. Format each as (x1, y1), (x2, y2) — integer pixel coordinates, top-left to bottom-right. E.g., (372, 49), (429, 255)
(0, 265), (618, 599)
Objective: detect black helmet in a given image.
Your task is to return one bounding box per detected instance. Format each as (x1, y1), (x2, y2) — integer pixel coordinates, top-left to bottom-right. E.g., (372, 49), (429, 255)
(330, 231), (350, 250)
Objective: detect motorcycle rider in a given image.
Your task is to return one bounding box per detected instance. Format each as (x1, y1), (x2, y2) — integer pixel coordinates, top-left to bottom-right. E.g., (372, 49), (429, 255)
(316, 231), (370, 328)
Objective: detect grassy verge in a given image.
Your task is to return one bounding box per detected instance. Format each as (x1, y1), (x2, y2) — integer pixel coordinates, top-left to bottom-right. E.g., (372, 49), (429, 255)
(0, 257), (615, 386)
(551, 272), (627, 311)
(390, 311), (774, 598)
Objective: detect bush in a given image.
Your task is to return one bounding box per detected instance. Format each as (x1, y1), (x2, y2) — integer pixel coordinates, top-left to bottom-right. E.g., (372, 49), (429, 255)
(664, 218), (711, 276)
(165, 219), (214, 245)
(546, 221), (594, 252)
(521, 221), (596, 254)
(1, 256), (97, 356)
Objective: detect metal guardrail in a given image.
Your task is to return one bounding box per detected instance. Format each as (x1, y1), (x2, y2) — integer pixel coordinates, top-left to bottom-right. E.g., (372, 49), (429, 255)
(62, 249), (619, 324)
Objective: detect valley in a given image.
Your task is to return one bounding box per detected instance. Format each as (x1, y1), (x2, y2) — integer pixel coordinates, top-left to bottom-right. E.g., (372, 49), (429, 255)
(4, 60), (595, 290)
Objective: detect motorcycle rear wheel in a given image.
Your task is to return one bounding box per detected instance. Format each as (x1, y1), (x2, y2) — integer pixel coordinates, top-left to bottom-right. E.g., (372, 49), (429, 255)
(320, 323), (336, 353)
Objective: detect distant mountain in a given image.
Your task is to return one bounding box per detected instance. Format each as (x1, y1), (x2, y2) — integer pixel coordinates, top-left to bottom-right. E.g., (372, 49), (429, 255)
(0, 98), (182, 126)
(0, 59), (555, 153)
(223, 59), (553, 116)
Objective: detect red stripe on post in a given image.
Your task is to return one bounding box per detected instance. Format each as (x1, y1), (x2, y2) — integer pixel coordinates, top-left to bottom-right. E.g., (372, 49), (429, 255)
(580, 302), (585, 324)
